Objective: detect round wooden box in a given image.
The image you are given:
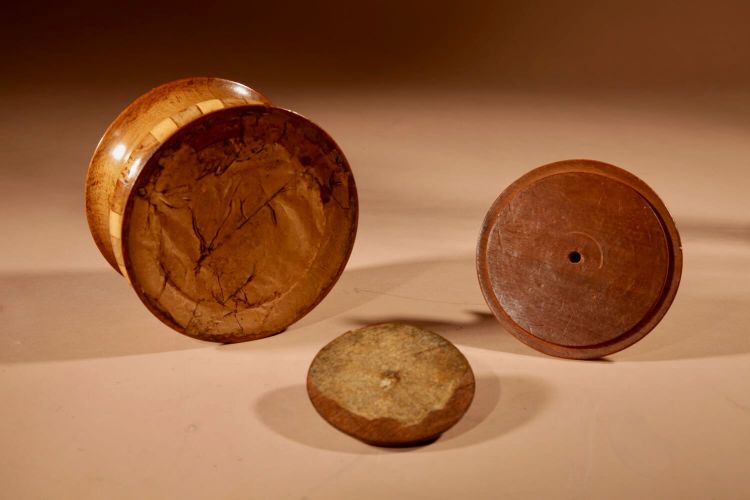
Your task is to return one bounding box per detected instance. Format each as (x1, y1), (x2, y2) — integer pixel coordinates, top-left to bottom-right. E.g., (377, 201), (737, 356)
(476, 160), (682, 359)
(85, 77), (358, 342)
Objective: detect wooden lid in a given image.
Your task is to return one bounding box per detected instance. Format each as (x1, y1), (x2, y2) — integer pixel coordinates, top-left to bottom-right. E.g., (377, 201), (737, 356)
(121, 106), (357, 342)
(307, 323), (475, 447)
(477, 160), (682, 359)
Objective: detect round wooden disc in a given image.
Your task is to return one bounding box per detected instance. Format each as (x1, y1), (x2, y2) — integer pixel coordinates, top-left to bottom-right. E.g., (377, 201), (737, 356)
(307, 323), (475, 447)
(122, 106), (358, 342)
(477, 160), (682, 359)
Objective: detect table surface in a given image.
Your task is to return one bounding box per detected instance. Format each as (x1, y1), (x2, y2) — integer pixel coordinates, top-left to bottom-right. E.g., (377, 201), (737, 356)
(1, 86), (749, 499)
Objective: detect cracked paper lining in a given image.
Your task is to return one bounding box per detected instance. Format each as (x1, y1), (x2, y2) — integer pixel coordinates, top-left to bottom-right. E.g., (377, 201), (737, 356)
(122, 107), (356, 341)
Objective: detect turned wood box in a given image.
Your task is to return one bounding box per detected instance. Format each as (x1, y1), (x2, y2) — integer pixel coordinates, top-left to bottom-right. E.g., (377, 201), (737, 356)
(86, 77), (358, 342)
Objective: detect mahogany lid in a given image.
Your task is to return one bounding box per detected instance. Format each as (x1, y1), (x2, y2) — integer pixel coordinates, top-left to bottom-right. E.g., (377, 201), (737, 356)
(476, 160), (682, 359)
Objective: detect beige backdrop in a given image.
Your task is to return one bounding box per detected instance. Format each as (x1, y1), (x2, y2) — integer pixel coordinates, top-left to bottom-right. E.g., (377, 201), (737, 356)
(1, 1), (749, 498)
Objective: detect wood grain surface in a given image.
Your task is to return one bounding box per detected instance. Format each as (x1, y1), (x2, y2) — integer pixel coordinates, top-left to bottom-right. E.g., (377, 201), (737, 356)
(477, 160), (682, 359)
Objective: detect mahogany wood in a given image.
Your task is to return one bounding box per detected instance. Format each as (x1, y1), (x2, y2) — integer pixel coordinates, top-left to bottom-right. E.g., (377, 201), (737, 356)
(476, 159), (682, 359)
